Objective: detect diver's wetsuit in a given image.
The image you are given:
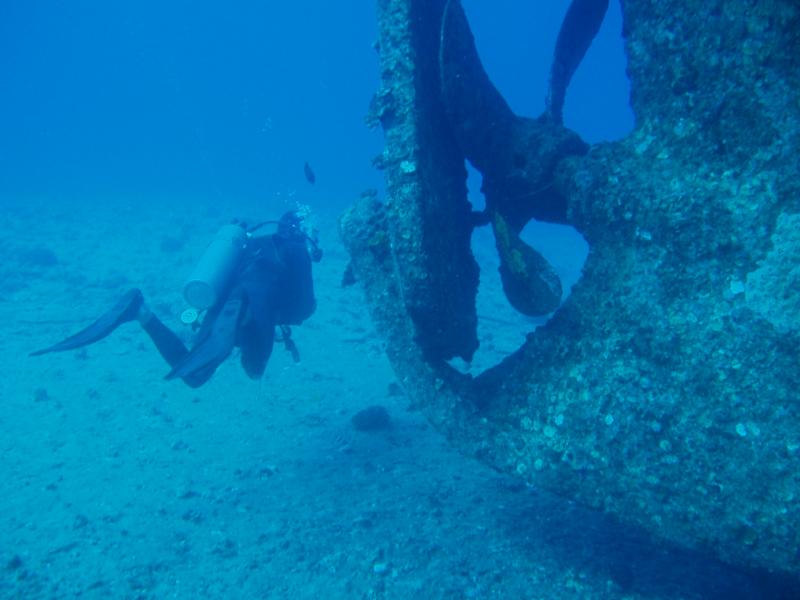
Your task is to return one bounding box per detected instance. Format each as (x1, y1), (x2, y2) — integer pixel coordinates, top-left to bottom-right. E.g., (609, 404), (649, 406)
(31, 215), (318, 388)
(150, 231), (316, 387)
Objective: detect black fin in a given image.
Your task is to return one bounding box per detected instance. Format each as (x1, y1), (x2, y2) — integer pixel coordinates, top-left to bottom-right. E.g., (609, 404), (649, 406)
(30, 289), (143, 356)
(546, 0), (610, 124)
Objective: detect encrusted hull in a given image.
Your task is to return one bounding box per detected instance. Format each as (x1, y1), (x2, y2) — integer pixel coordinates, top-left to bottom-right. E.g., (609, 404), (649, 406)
(341, 0), (800, 576)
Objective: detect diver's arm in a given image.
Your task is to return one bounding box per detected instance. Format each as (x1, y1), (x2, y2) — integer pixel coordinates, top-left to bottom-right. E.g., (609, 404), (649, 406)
(277, 236), (316, 324)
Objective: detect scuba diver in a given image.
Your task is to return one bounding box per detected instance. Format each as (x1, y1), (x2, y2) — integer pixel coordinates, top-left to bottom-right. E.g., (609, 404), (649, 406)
(31, 210), (322, 388)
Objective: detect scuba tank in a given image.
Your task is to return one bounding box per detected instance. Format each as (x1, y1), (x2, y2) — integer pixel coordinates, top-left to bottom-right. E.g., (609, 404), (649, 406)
(183, 223), (247, 311)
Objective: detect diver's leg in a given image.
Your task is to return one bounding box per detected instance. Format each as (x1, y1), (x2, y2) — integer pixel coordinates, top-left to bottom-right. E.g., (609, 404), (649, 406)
(164, 292), (244, 383)
(137, 307), (190, 368)
(131, 308), (215, 388)
(30, 288), (217, 388)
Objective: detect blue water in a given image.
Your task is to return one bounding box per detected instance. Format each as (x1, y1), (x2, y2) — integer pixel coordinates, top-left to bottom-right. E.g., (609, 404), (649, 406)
(0, 1), (383, 205)
(3, 2), (787, 599)
(0, 1), (631, 209)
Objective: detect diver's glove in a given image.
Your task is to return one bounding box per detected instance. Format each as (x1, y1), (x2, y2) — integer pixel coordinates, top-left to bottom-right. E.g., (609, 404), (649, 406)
(279, 325), (301, 363)
(308, 232), (323, 262)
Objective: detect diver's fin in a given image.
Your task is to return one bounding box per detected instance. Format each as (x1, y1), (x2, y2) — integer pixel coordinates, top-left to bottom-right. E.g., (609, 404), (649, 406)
(546, 0), (610, 123)
(164, 295), (242, 381)
(30, 288), (144, 356)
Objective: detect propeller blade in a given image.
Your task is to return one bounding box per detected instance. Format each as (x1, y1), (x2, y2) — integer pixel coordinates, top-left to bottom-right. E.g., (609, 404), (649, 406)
(546, 0), (610, 123)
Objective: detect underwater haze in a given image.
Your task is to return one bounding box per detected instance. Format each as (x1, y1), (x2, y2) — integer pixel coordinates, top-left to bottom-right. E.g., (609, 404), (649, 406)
(0, 0), (631, 210)
(0, 1), (383, 207)
(3, 1), (793, 599)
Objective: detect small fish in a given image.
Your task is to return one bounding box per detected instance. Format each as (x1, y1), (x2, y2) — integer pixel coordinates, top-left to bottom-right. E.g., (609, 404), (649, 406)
(303, 161), (316, 184)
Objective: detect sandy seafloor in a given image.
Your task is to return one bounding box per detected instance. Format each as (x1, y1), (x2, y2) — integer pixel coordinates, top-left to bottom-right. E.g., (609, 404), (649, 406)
(0, 198), (792, 600)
